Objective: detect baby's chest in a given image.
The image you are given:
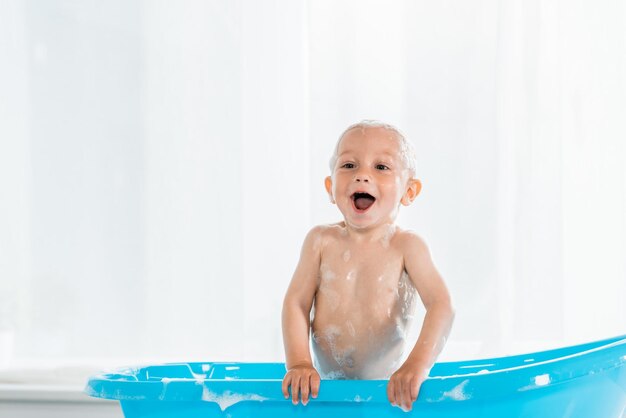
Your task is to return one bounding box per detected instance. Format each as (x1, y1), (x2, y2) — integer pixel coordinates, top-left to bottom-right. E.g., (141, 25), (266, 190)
(318, 251), (405, 296)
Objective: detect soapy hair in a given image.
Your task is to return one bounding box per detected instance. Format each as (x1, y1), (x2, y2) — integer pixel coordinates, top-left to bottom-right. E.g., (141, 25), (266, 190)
(328, 120), (417, 177)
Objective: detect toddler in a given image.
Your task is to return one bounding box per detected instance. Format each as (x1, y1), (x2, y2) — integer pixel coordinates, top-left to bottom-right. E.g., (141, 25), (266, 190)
(281, 120), (455, 412)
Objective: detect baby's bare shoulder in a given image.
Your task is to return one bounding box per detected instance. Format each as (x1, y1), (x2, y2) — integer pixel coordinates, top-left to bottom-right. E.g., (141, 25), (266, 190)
(311, 222), (346, 238)
(304, 222), (345, 249)
(393, 228), (430, 255)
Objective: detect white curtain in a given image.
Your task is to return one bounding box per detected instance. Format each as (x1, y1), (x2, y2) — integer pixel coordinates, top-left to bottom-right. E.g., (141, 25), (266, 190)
(0, 0), (624, 369)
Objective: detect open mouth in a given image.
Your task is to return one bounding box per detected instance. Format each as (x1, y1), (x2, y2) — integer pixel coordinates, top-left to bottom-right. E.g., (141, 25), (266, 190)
(351, 192), (376, 211)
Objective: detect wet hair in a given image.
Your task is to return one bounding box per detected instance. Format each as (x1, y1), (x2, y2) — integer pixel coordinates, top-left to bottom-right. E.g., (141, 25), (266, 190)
(328, 120), (417, 177)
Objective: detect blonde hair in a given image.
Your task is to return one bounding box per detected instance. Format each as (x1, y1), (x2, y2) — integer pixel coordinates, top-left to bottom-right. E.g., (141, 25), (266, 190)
(329, 120), (417, 177)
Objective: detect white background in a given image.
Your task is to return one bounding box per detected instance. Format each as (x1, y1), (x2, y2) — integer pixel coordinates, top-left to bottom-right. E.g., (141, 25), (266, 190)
(1, 0), (625, 370)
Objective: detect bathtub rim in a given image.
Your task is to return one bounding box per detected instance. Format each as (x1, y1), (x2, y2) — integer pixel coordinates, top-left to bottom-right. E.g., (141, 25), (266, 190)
(85, 334), (626, 404)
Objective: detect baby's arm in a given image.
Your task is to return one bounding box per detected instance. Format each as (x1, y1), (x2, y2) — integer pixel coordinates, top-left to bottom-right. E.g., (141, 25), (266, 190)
(388, 232), (455, 412)
(281, 226), (323, 405)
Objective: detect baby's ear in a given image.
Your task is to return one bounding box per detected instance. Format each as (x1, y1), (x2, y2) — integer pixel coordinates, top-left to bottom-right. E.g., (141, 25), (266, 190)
(324, 176), (335, 204)
(401, 179), (422, 206)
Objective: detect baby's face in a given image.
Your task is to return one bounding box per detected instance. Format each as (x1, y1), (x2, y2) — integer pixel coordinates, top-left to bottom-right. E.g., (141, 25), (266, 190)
(325, 127), (420, 230)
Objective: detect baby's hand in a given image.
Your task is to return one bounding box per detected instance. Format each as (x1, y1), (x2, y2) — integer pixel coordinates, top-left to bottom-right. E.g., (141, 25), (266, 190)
(387, 363), (429, 412)
(282, 364), (321, 406)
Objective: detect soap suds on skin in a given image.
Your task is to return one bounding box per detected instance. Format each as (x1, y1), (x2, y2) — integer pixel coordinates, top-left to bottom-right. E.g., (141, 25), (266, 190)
(323, 369), (347, 379)
(319, 284), (340, 311)
(346, 320), (356, 337)
(320, 264), (336, 281)
(380, 225), (396, 249)
(311, 249), (419, 380)
(398, 271), (417, 318)
(318, 264), (340, 309)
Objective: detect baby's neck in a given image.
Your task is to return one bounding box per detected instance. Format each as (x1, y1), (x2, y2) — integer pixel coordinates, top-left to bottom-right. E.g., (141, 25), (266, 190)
(341, 221), (398, 244)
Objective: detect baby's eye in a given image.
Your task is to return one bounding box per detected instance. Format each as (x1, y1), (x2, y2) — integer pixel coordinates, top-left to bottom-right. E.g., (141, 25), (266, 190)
(341, 163), (355, 169)
(376, 164), (390, 170)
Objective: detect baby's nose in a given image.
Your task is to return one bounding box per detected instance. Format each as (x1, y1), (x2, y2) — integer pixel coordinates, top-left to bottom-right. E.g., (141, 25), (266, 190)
(355, 174), (370, 182)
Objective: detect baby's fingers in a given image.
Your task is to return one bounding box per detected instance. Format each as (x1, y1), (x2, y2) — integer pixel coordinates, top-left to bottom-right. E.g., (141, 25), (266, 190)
(282, 375), (291, 399)
(394, 379), (405, 410)
(402, 383), (414, 411)
(291, 375), (301, 405)
(387, 378), (396, 405)
(410, 377), (421, 402)
(300, 379), (310, 405)
(310, 373), (321, 398)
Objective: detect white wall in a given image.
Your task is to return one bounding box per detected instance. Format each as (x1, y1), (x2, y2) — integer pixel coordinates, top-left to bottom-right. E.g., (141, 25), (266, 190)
(0, 0), (624, 378)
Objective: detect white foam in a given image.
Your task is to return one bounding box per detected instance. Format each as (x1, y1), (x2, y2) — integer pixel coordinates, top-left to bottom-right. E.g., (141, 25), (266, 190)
(319, 284), (339, 310)
(380, 225), (396, 248)
(191, 372), (206, 384)
(324, 324), (341, 338)
(201, 388), (268, 411)
(323, 369), (347, 379)
(534, 374), (550, 386)
(161, 377), (198, 383)
(398, 272), (417, 317)
(393, 323), (405, 341)
(442, 379), (470, 401)
(346, 320), (356, 337)
(332, 344), (356, 369)
(159, 377), (187, 400)
(320, 264), (336, 281)
(342, 250), (351, 262)
(315, 323), (355, 371)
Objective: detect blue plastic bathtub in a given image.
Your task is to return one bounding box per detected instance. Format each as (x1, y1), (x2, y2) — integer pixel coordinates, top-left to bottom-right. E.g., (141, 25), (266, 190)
(85, 334), (626, 418)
